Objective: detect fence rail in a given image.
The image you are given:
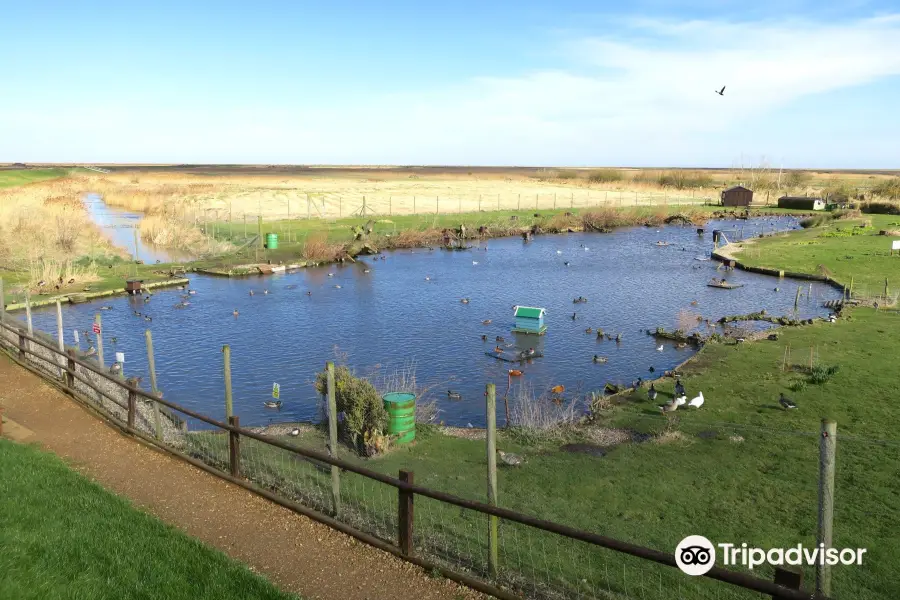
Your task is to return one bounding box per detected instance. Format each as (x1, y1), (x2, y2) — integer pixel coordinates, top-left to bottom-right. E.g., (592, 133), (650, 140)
(0, 317), (818, 600)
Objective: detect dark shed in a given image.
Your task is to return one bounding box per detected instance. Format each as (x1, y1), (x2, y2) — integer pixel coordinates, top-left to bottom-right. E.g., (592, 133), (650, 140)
(778, 196), (826, 210)
(720, 185), (753, 207)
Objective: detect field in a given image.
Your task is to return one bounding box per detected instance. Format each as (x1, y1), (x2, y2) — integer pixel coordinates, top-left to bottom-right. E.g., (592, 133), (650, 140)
(0, 438), (297, 600)
(0, 168), (68, 188)
(723, 213), (900, 298)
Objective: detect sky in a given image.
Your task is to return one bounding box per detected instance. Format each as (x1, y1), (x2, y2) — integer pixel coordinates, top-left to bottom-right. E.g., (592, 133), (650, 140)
(1, 0), (899, 167)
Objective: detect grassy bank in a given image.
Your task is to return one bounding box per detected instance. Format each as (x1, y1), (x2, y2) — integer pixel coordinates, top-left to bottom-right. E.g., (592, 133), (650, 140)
(725, 213), (900, 298)
(0, 168), (69, 189)
(0, 439), (296, 600)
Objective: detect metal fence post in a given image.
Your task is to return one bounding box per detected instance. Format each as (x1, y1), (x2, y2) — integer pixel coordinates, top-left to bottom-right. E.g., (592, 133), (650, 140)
(222, 344), (233, 419)
(399, 469), (415, 556)
(816, 420), (837, 597)
(486, 383), (499, 577)
(228, 415), (241, 477)
(326, 361), (341, 516)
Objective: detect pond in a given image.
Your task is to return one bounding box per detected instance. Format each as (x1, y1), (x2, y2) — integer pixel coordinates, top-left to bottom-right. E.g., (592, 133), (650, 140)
(83, 193), (194, 264)
(25, 216), (841, 428)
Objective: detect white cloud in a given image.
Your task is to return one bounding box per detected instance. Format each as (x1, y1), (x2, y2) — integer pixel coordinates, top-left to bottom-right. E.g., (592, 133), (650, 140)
(4, 14), (900, 164)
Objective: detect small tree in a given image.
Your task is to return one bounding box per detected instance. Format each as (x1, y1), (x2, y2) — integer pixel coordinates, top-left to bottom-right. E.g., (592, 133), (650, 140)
(315, 365), (388, 454)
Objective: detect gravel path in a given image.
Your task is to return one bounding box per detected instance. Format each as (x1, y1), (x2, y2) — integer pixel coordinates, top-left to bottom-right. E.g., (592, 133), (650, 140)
(0, 352), (485, 600)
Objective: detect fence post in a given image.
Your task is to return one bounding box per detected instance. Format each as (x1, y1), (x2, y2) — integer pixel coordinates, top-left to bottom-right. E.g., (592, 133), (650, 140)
(389, 196), (392, 216)
(339, 196), (342, 218)
(517, 193), (520, 210)
(145, 330), (163, 440)
(65, 349), (75, 389)
(553, 192), (557, 209)
(486, 383), (499, 577)
(94, 313), (104, 367)
(848, 276), (854, 300)
(228, 415), (241, 477)
(127, 389), (136, 432)
(478, 194), (482, 212)
(307, 193), (311, 219)
(0, 276), (5, 324)
(436, 196), (440, 214)
(18, 331), (26, 359)
(222, 345), (233, 418)
(413, 195), (416, 214)
(816, 419), (837, 597)
(55, 300), (65, 379)
(24, 290), (33, 337)
(398, 469), (415, 556)
(326, 361), (341, 516)
(771, 566), (802, 599)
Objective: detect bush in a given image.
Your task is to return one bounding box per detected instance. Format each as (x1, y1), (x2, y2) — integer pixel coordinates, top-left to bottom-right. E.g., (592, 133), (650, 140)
(655, 171), (713, 189)
(872, 178), (900, 200)
(315, 365), (388, 454)
(861, 201), (900, 215)
(555, 169), (579, 180)
(809, 365), (839, 385)
(586, 170), (622, 184)
(784, 171), (809, 188)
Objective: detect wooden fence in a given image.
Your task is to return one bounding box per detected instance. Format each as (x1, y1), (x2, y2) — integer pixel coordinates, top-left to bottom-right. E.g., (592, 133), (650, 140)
(0, 317), (820, 600)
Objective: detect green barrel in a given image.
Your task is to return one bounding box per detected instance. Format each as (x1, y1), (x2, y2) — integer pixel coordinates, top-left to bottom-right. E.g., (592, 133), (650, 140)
(383, 392), (416, 444)
(265, 233), (279, 249)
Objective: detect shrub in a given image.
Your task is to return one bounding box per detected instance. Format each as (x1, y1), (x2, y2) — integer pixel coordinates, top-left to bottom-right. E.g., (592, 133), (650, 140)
(784, 171), (809, 188)
(555, 169), (579, 180)
(586, 170), (623, 184)
(655, 171), (713, 189)
(302, 232), (343, 262)
(872, 178), (900, 200)
(861, 201), (900, 215)
(314, 365), (388, 454)
(809, 365), (839, 385)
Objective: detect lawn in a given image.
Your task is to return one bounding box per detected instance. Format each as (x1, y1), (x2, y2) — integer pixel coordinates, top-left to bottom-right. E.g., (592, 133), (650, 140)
(0, 168), (69, 189)
(726, 213), (900, 298)
(0, 439), (297, 600)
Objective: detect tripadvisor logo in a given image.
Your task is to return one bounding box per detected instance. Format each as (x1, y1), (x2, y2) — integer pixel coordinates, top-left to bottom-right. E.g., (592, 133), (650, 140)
(675, 536), (867, 576)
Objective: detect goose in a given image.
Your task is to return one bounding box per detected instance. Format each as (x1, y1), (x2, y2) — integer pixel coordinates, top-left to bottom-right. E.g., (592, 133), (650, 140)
(779, 393), (797, 410)
(290, 428), (301, 436)
(497, 450), (524, 467)
(177, 285), (186, 290)
(673, 395), (687, 407)
(494, 345), (504, 353)
(632, 378), (643, 389)
(482, 319), (492, 325)
(715, 85), (726, 96)
(648, 384), (657, 401)
(674, 379), (686, 397)
(659, 402), (678, 414)
(508, 369), (523, 376)
(263, 400), (282, 409)
(232, 309), (239, 317)
(109, 363), (122, 375)
(571, 312), (577, 320)
(593, 355), (608, 363)
(447, 390), (462, 400)
(688, 392), (704, 408)
(657, 344), (664, 352)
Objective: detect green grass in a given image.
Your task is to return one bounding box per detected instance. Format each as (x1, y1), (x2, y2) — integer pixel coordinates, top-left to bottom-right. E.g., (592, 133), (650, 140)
(729, 213), (900, 296)
(0, 439), (297, 600)
(0, 168), (69, 189)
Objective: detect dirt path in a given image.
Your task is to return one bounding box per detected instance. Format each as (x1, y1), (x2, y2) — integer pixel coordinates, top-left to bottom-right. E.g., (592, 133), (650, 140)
(0, 353), (483, 600)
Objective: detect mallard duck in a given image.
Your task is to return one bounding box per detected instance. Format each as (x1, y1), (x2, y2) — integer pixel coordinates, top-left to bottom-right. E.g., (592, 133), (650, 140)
(508, 369), (523, 376)
(482, 319), (492, 325)
(460, 298), (470, 304)
(497, 450), (524, 467)
(447, 390), (462, 400)
(481, 334), (488, 341)
(232, 309), (239, 317)
(494, 345), (504, 353)
(263, 289), (269, 295)
(592, 355), (607, 363)
(144, 316), (152, 322)
(585, 328), (593, 334)
(263, 400), (282, 409)
(249, 290), (255, 296)
(495, 336), (505, 342)
(110, 337), (117, 344)
(550, 384), (565, 394)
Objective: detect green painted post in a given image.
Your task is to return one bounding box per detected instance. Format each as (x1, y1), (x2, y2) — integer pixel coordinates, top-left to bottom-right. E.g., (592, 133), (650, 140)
(326, 361), (341, 516)
(486, 383), (499, 577)
(222, 345), (233, 419)
(145, 330), (163, 440)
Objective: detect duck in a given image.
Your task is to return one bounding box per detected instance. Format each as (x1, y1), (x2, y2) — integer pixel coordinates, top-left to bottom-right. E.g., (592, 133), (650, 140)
(472, 261), (479, 265)
(85, 346), (97, 356)
(110, 337), (117, 344)
(109, 362), (122, 375)
(494, 345), (504, 353)
(232, 309), (239, 317)
(334, 285), (342, 289)
(177, 285), (186, 291)
(481, 334), (488, 341)
(424, 276), (431, 281)
(327, 273), (335, 277)
(592, 355), (608, 364)
(508, 369), (523, 376)
(68, 278), (75, 284)
(690, 300), (699, 306)
(447, 390), (462, 400)
(674, 379), (685, 397)
(249, 290), (255, 296)
(571, 313), (577, 320)
(306, 291), (312, 296)
(363, 269), (371, 274)
(647, 384), (657, 401)
(632, 378), (643, 389)
(688, 392), (704, 408)
(144, 316), (153, 322)
(482, 319), (492, 325)
(263, 289), (269, 295)
(100, 305), (113, 311)
(495, 336), (505, 342)
(779, 393), (797, 410)
(648, 366), (655, 373)
(673, 395), (687, 407)
(188, 290), (197, 295)
(556, 250), (562, 255)
(290, 428), (301, 436)
(550, 384), (565, 395)
(461, 298), (470, 304)
(659, 401), (678, 414)
(263, 400), (282, 409)
(497, 450), (524, 467)
(133, 310), (142, 317)
(585, 328), (593, 334)
(657, 344), (664, 352)
(563, 261), (570, 267)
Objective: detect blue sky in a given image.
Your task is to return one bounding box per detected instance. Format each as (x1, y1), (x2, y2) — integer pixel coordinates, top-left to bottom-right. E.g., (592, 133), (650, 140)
(2, 1), (899, 167)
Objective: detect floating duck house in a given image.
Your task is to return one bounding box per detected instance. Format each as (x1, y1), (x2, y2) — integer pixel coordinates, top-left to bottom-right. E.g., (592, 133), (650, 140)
(512, 306), (547, 335)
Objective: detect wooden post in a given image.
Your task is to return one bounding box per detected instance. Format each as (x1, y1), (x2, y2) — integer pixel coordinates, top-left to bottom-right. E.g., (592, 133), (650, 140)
(570, 192), (574, 209)
(771, 567), (803, 599)
(413, 196), (416, 214)
(389, 196), (392, 216)
(848, 276), (854, 300)
(517, 193), (520, 210)
(816, 419), (837, 598)
(229, 415), (241, 477)
(553, 193), (557, 209)
(55, 300), (65, 378)
(794, 287), (801, 310)
(127, 389), (136, 431)
(478, 194), (482, 212)
(24, 291), (33, 337)
(145, 330), (163, 440)
(94, 313), (104, 367)
(222, 345), (233, 419)
(884, 278), (889, 302)
(18, 332), (26, 359)
(398, 469), (415, 556)
(436, 196), (440, 214)
(0, 276), (5, 324)
(486, 383), (499, 577)
(65, 349), (75, 389)
(326, 361), (341, 516)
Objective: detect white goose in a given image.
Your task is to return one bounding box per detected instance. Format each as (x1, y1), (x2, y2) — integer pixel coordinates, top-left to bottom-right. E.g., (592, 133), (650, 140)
(673, 395), (687, 407)
(688, 392), (704, 408)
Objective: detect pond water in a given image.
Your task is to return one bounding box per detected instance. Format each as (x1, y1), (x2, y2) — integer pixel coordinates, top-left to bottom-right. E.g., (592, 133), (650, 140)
(26, 216), (841, 428)
(84, 193), (193, 264)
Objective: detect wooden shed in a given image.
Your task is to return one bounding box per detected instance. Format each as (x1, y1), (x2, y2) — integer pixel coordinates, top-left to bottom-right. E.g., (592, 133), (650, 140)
(512, 306), (546, 335)
(720, 185), (753, 207)
(778, 196), (826, 211)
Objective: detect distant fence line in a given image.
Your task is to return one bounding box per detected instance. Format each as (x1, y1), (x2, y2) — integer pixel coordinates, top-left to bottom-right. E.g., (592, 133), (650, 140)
(0, 307), (819, 600)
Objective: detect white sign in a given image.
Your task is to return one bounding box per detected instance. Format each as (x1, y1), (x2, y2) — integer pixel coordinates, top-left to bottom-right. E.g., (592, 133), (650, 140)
(73, 330), (79, 344)
(115, 352), (125, 364)
(272, 383), (280, 399)
(892, 240), (900, 251)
